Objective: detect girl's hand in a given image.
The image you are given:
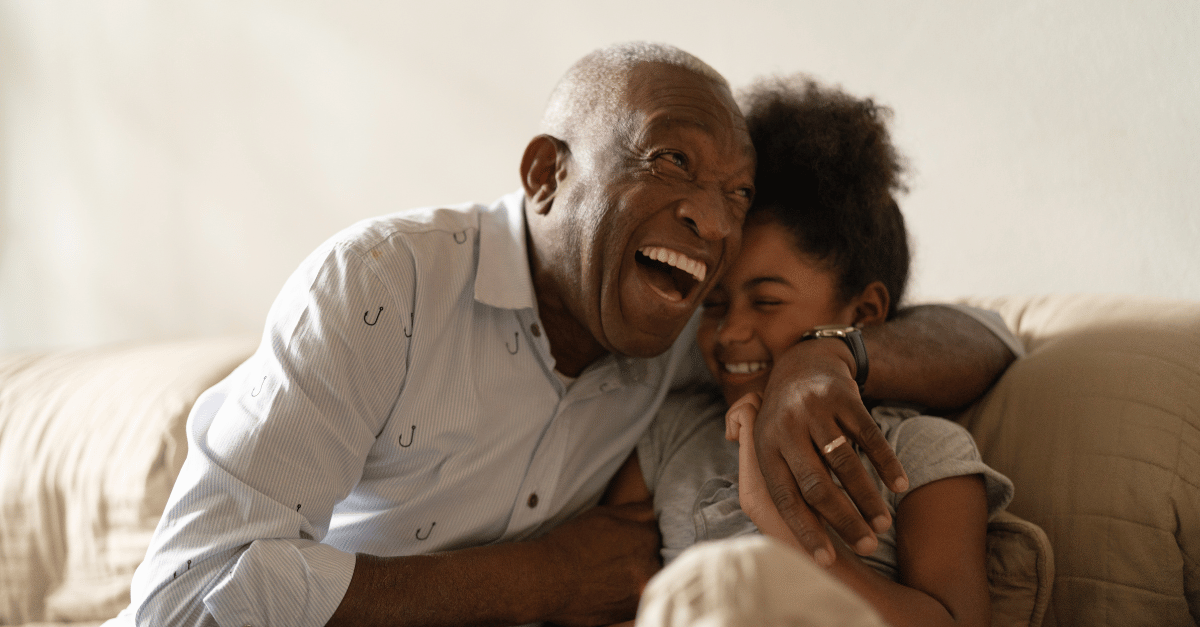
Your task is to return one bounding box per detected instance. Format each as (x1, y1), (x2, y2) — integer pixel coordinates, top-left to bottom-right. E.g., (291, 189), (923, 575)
(725, 393), (805, 554)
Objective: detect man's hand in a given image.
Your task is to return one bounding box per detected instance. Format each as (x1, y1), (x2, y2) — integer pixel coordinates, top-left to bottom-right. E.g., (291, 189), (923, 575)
(535, 501), (662, 626)
(752, 339), (908, 567)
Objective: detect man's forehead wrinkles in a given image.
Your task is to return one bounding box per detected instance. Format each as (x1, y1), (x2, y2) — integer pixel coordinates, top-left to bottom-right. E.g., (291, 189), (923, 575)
(645, 83), (726, 100)
(636, 104), (743, 143)
(626, 71), (737, 123)
(641, 91), (735, 124)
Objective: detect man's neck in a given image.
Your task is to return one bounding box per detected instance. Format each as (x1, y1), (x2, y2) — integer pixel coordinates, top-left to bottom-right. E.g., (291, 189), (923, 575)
(535, 298), (607, 378)
(523, 205), (608, 378)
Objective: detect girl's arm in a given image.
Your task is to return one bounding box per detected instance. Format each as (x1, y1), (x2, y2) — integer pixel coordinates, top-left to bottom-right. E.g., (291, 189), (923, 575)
(727, 394), (991, 627)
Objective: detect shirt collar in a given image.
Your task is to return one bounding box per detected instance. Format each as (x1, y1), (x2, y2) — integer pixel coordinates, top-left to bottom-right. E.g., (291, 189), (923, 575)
(475, 191), (537, 311)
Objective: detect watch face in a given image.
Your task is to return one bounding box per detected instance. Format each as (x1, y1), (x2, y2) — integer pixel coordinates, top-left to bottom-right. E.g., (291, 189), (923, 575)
(805, 324), (859, 339)
(801, 325), (868, 389)
(812, 324), (858, 334)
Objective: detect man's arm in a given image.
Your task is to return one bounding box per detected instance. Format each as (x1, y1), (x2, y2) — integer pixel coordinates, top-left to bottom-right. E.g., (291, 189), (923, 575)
(327, 502), (660, 627)
(860, 304), (1018, 409)
(135, 227), (664, 626)
(751, 304), (1017, 565)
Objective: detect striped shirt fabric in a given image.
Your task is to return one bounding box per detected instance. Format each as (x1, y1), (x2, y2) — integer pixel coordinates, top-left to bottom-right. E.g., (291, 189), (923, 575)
(105, 191), (707, 627)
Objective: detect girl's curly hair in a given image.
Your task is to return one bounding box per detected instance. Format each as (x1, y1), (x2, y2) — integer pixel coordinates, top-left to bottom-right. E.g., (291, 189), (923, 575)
(740, 75), (911, 316)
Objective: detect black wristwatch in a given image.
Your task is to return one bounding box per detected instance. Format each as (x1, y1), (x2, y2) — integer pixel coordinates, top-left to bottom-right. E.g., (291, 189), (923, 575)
(799, 325), (869, 391)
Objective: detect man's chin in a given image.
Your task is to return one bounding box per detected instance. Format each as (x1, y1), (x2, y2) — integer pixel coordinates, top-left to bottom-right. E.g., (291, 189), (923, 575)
(609, 271), (703, 357)
(604, 323), (688, 359)
(609, 337), (677, 359)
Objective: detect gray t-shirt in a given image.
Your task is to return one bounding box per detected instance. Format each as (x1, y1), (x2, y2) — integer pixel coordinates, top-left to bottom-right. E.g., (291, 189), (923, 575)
(636, 388), (1014, 579)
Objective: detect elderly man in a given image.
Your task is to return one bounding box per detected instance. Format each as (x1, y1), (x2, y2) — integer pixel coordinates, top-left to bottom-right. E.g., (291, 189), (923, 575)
(105, 42), (1013, 627)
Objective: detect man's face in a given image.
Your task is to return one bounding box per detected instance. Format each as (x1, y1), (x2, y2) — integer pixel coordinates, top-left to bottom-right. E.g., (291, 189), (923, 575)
(553, 63), (756, 359)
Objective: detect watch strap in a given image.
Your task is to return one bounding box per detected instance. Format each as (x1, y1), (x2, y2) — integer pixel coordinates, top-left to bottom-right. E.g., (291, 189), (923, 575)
(799, 325), (869, 390)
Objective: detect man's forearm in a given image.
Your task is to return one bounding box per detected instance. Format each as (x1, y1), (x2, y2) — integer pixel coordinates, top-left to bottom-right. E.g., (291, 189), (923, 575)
(861, 304), (1016, 410)
(327, 543), (560, 627)
(326, 501), (660, 627)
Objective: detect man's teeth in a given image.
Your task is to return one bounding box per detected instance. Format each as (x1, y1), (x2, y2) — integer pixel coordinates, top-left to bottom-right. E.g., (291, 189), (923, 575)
(640, 246), (707, 282)
(724, 361), (769, 374)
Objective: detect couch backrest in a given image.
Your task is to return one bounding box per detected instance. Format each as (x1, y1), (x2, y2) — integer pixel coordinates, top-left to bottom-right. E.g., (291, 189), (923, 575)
(957, 294), (1200, 627)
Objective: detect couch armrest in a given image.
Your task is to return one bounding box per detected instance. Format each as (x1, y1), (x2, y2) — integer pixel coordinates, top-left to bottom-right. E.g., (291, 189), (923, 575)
(0, 336), (257, 624)
(988, 510), (1054, 627)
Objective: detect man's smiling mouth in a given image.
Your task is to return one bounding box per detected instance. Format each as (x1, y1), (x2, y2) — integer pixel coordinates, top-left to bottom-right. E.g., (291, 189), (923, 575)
(635, 246), (707, 302)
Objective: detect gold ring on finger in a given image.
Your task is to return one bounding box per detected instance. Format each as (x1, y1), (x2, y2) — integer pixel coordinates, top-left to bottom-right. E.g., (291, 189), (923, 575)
(822, 435), (848, 456)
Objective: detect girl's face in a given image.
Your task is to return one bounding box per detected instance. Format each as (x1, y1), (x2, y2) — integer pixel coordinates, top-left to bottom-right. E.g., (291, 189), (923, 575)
(697, 218), (856, 405)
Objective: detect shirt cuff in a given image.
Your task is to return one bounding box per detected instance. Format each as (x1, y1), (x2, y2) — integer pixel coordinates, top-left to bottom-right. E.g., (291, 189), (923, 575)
(204, 538), (356, 627)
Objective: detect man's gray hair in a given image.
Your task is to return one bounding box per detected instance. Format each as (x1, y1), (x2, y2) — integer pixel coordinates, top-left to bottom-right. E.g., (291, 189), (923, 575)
(540, 42), (730, 142)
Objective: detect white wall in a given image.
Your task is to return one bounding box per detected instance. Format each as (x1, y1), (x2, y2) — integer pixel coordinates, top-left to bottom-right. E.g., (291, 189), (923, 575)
(2, 1), (1197, 351)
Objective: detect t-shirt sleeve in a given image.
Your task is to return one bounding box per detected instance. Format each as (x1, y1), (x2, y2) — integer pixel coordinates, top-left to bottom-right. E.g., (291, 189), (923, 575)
(636, 386), (726, 493)
(130, 238), (415, 627)
(881, 409), (1015, 516)
(941, 303), (1026, 359)
(636, 387), (751, 564)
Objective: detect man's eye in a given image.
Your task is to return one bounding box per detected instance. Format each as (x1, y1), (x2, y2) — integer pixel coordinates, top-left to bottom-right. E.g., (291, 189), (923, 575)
(735, 187), (754, 200)
(656, 151), (688, 170)
(754, 300), (781, 308)
(702, 301), (727, 315)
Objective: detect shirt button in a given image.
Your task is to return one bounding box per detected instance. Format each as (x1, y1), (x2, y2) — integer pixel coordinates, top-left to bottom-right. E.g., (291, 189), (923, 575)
(530, 323), (542, 337)
(527, 493), (539, 508)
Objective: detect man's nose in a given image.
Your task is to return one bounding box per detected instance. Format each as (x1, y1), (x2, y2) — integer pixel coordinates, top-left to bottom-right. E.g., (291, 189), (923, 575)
(676, 189), (736, 241)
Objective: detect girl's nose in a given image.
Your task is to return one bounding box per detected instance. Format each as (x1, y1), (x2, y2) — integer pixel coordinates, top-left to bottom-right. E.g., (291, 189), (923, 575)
(716, 307), (753, 345)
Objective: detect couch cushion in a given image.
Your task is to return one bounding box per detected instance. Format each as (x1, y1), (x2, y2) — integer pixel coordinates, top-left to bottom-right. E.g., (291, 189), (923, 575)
(0, 336), (256, 624)
(958, 294), (1200, 627)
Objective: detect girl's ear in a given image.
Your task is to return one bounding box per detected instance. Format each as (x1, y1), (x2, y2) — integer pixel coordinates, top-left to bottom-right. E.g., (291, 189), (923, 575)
(520, 134), (570, 216)
(849, 281), (890, 327)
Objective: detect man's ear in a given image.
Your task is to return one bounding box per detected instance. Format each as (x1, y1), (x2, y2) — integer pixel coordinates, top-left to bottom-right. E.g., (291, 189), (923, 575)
(849, 281), (890, 327)
(520, 134), (569, 216)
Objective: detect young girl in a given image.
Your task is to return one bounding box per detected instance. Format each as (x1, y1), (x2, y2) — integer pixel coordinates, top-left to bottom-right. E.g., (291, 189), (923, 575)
(606, 76), (1015, 627)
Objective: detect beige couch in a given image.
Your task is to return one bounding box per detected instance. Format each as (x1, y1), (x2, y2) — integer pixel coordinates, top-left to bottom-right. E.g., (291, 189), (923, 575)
(1, 294), (1196, 627)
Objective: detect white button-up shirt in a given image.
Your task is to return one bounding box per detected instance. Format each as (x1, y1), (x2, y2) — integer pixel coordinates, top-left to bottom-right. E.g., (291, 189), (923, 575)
(111, 192), (707, 627)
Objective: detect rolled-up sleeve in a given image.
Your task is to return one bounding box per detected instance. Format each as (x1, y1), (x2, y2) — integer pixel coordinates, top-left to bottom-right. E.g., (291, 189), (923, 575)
(202, 539), (356, 627)
(129, 238), (413, 627)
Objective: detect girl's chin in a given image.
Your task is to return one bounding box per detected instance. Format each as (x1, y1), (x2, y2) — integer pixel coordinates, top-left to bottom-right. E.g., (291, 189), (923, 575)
(719, 378), (768, 407)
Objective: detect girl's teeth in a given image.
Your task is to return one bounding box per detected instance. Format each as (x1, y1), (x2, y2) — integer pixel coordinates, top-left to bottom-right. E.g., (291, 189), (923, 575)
(724, 361), (769, 374)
